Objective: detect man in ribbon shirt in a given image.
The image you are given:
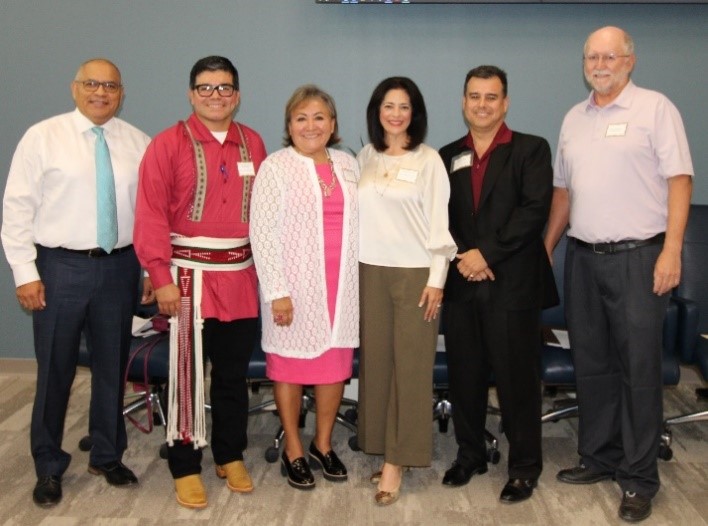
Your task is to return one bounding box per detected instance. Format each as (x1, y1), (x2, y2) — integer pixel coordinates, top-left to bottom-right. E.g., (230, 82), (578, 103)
(1, 58), (151, 507)
(134, 56), (267, 510)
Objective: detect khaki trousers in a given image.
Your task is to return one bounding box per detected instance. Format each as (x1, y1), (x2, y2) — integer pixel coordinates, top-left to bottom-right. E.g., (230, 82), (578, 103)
(357, 263), (438, 466)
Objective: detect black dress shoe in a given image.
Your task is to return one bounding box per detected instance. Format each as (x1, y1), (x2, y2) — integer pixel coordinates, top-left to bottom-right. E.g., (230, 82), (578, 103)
(281, 451), (316, 490)
(619, 491), (652, 522)
(308, 442), (347, 481)
(88, 460), (138, 486)
(557, 463), (614, 485)
(33, 475), (62, 507)
(499, 478), (537, 503)
(442, 461), (488, 487)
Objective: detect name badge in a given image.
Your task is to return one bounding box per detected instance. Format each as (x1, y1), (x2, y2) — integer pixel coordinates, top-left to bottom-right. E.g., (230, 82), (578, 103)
(451, 152), (472, 172)
(343, 168), (357, 183)
(606, 123), (628, 138)
(397, 168), (418, 183)
(237, 162), (256, 176)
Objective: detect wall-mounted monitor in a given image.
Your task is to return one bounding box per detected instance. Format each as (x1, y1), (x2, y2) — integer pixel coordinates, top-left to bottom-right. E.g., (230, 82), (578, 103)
(317, 0), (706, 4)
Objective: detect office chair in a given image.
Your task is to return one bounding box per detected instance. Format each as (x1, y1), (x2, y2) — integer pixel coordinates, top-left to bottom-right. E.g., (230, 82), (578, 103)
(77, 305), (171, 457)
(662, 204), (708, 455)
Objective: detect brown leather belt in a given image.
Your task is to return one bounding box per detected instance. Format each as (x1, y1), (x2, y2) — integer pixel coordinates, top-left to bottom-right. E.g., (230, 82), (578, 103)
(574, 233), (664, 255)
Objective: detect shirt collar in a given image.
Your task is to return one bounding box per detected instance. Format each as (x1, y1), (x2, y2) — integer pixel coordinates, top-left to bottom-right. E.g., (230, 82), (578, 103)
(586, 80), (636, 111)
(463, 122), (513, 157)
(72, 107), (118, 135)
(187, 113), (241, 145)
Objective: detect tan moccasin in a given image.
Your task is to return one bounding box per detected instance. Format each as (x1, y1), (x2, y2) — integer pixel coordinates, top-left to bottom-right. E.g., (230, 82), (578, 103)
(215, 460), (254, 493)
(174, 474), (207, 509)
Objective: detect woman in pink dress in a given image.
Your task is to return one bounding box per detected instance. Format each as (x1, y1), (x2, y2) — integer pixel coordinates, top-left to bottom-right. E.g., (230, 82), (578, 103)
(251, 85), (359, 490)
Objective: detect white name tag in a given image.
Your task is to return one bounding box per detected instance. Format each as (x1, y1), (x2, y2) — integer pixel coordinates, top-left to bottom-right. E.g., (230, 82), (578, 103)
(237, 162), (256, 176)
(451, 152), (472, 172)
(606, 123), (628, 137)
(397, 168), (418, 183)
(343, 168), (357, 183)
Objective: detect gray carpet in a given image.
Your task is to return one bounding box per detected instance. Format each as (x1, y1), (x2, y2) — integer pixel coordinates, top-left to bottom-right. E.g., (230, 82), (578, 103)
(1, 361), (706, 525)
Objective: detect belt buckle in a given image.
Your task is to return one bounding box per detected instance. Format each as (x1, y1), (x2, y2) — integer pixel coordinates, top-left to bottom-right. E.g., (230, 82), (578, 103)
(591, 243), (609, 255)
(87, 248), (103, 258)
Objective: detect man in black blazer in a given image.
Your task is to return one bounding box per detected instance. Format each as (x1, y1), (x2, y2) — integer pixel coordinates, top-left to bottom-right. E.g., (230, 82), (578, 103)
(439, 65), (556, 503)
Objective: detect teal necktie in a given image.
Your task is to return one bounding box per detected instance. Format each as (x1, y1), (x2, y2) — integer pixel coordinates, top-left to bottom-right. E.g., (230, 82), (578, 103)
(92, 127), (118, 253)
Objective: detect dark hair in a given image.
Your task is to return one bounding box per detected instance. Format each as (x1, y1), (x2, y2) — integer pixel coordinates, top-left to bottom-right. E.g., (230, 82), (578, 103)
(464, 65), (508, 97)
(283, 84), (341, 147)
(366, 77), (427, 152)
(189, 56), (239, 91)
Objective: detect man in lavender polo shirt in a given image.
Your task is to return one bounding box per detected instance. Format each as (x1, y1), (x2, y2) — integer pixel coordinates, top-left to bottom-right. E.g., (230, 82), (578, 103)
(544, 26), (693, 523)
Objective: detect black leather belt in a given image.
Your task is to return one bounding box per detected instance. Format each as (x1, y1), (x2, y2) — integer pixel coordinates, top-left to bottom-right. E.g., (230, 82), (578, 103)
(574, 233), (665, 255)
(55, 244), (133, 258)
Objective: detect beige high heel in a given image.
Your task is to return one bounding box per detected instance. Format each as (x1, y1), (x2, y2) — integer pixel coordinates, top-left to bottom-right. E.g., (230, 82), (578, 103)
(374, 464), (402, 506)
(375, 485), (400, 506)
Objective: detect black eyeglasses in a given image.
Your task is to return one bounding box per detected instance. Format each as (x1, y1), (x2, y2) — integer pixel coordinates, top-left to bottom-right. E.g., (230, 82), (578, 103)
(193, 84), (236, 97)
(74, 79), (122, 94)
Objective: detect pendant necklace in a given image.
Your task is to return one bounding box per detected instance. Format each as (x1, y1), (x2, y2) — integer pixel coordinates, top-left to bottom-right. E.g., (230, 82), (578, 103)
(317, 149), (337, 198)
(375, 153), (398, 197)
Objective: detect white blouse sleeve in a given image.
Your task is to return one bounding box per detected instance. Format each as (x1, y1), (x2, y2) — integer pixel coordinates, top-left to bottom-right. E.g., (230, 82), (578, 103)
(422, 149), (458, 289)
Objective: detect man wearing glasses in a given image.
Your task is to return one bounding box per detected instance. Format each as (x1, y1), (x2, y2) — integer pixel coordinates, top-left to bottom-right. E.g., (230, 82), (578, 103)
(2, 58), (151, 506)
(134, 56), (267, 509)
(544, 26), (693, 523)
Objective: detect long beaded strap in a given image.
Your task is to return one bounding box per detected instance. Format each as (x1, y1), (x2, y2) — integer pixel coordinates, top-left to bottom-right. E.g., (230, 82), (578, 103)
(236, 123), (254, 223)
(182, 121), (208, 222)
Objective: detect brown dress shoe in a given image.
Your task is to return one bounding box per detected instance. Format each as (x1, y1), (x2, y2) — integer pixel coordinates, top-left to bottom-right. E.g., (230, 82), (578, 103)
(215, 461), (254, 493)
(174, 474), (207, 509)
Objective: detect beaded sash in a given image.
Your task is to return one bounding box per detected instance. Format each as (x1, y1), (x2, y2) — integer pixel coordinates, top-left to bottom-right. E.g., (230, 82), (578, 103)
(165, 236), (252, 448)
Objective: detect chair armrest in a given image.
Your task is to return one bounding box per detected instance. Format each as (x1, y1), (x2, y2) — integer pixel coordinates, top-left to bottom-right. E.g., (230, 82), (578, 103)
(672, 296), (700, 363)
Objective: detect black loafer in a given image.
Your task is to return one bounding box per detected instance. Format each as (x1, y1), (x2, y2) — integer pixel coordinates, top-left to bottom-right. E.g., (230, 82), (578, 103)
(442, 461), (488, 487)
(88, 460), (138, 486)
(281, 451), (316, 490)
(619, 491), (652, 523)
(557, 464), (614, 485)
(308, 442), (347, 481)
(33, 475), (62, 507)
(499, 478), (537, 503)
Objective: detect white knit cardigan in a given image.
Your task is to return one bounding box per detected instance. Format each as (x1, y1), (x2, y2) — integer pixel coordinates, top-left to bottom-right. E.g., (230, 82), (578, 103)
(250, 147), (360, 358)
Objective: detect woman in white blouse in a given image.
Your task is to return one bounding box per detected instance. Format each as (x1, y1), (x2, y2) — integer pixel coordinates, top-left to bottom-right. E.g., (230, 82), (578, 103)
(357, 77), (457, 506)
(251, 85), (359, 491)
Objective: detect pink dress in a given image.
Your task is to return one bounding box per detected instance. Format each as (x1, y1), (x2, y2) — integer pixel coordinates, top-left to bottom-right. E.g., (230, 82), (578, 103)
(266, 163), (354, 384)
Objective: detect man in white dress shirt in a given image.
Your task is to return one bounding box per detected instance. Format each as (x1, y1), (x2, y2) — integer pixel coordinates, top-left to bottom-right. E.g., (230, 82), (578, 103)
(1, 58), (152, 507)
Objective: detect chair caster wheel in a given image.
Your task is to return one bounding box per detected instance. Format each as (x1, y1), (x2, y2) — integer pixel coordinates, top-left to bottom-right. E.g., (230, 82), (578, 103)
(265, 446), (279, 463)
(348, 435), (360, 452)
(438, 419), (449, 433)
(78, 435), (93, 452)
(344, 408), (358, 425)
(658, 444), (673, 461)
(487, 449), (501, 465)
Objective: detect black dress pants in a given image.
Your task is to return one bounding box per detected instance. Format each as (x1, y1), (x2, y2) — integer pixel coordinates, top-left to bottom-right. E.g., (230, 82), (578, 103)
(32, 246), (140, 476)
(444, 297), (543, 480)
(167, 317), (257, 479)
(565, 240), (668, 498)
